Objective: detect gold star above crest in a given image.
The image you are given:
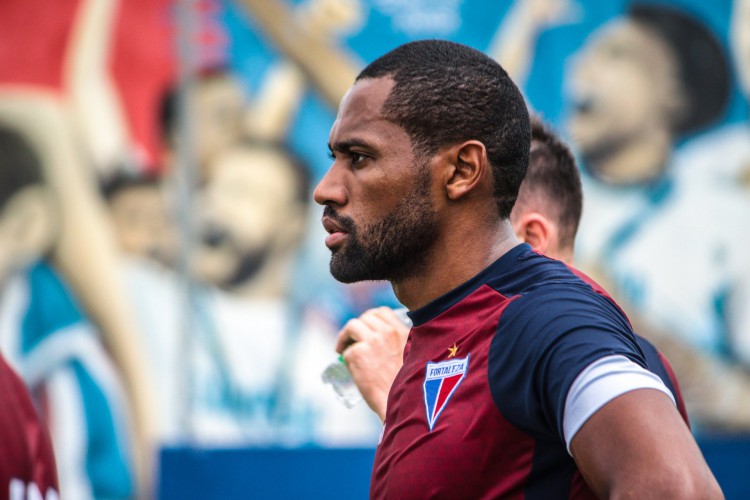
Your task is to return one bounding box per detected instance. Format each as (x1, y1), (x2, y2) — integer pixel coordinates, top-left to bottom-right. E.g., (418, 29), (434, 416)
(447, 342), (459, 358)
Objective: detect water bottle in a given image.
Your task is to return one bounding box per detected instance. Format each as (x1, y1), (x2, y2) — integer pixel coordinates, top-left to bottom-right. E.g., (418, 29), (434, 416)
(321, 354), (363, 408)
(321, 307), (412, 408)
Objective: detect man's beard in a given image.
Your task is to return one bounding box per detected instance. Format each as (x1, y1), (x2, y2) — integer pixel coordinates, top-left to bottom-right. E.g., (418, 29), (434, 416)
(324, 168), (439, 284)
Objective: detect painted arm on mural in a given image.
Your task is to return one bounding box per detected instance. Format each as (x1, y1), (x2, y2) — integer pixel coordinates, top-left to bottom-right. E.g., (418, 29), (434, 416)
(244, 0), (366, 138)
(62, 1), (164, 492)
(245, 62), (307, 141)
(487, 0), (581, 86)
(236, 0), (363, 110)
(65, 0), (135, 176)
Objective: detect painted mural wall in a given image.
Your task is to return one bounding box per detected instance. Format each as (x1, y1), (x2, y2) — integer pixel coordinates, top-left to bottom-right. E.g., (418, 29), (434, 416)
(0, 0), (747, 497)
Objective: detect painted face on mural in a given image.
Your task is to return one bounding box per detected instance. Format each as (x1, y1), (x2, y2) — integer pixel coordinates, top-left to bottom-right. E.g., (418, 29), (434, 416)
(108, 183), (177, 266)
(194, 73), (247, 175)
(314, 77), (440, 284)
(194, 145), (308, 289)
(566, 18), (684, 163)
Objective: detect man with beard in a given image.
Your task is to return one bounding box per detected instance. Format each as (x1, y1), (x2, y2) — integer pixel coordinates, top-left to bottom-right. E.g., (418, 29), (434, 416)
(314, 40), (720, 498)
(333, 116), (690, 429)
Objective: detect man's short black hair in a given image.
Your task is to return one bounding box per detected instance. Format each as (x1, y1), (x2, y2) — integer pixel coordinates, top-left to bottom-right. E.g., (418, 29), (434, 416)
(356, 40), (531, 218)
(520, 116), (582, 250)
(0, 126), (44, 211)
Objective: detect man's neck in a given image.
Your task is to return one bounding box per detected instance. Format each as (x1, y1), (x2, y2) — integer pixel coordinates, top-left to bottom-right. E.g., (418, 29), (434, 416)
(392, 219), (520, 311)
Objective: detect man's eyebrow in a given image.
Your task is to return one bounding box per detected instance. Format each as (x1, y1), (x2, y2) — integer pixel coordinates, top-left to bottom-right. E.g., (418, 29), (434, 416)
(328, 138), (373, 153)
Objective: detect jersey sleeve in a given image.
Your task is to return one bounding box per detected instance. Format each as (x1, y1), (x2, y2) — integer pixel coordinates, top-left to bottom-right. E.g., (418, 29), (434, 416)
(562, 354), (674, 451)
(488, 284), (647, 443)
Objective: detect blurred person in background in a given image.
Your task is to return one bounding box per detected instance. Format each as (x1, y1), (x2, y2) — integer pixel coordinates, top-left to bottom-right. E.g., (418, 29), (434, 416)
(566, 2), (731, 259)
(102, 170), (177, 269)
(0, 125), (133, 499)
(115, 134), (382, 445)
(0, 0), (173, 485)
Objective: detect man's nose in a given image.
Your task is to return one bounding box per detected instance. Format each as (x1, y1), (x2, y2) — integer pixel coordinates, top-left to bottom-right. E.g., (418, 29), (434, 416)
(313, 163), (347, 207)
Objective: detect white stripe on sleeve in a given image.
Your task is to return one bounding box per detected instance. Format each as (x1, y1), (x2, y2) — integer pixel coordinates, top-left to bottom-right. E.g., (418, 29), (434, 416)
(563, 354), (675, 454)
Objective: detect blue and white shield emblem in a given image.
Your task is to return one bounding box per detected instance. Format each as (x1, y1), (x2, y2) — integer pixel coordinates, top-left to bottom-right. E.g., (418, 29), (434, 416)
(423, 355), (470, 431)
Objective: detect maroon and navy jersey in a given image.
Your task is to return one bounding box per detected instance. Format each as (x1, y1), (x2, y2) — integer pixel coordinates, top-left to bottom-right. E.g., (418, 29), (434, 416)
(567, 265), (690, 426)
(0, 353), (58, 500)
(371, 244), (676, 499)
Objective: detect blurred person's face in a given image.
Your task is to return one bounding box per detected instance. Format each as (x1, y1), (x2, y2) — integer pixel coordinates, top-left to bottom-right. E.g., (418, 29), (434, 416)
(194, 74), (246, 176)
(566, 19), (684, 170)
(732, 0), (750, 98)
(108, 184), (177, 265)
(194, 146), (307, 289)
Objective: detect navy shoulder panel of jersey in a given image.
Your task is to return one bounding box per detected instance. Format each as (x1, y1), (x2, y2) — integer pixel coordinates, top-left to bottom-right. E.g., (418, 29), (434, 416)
(635, 335), (677, 397)
(487, 249), (646, 443)
(409, 243), (574, 326)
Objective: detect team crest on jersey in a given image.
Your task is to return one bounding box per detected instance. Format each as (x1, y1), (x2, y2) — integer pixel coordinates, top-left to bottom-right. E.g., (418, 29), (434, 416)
(423, 354), (470, 431)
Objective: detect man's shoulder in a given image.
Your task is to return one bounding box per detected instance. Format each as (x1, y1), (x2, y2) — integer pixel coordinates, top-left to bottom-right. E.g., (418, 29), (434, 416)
(481, 244), (579, 289)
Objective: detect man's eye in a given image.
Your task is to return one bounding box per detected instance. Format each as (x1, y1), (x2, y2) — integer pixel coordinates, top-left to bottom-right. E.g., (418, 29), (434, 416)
(327, 151), (336, 160)
(351, 152), (367, 164)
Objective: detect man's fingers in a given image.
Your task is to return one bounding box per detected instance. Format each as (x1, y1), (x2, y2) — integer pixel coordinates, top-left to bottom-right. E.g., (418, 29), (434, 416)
(340, 339), (367, 365)
(358, 308), (396, 334)
(335, 307), (412, 355)
(335, 317), (372, 353)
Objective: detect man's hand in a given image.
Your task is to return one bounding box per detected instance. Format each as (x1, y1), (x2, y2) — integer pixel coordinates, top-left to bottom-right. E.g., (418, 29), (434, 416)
(335, 307), (410, 421)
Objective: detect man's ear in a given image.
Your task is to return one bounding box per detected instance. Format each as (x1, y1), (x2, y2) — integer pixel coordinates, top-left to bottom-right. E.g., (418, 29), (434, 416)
(513, 212), (552, 255)
(444, 140), (489, 201)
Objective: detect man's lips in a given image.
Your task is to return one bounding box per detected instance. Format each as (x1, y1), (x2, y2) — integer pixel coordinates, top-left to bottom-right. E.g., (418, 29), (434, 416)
(322, 215), (349, 249)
